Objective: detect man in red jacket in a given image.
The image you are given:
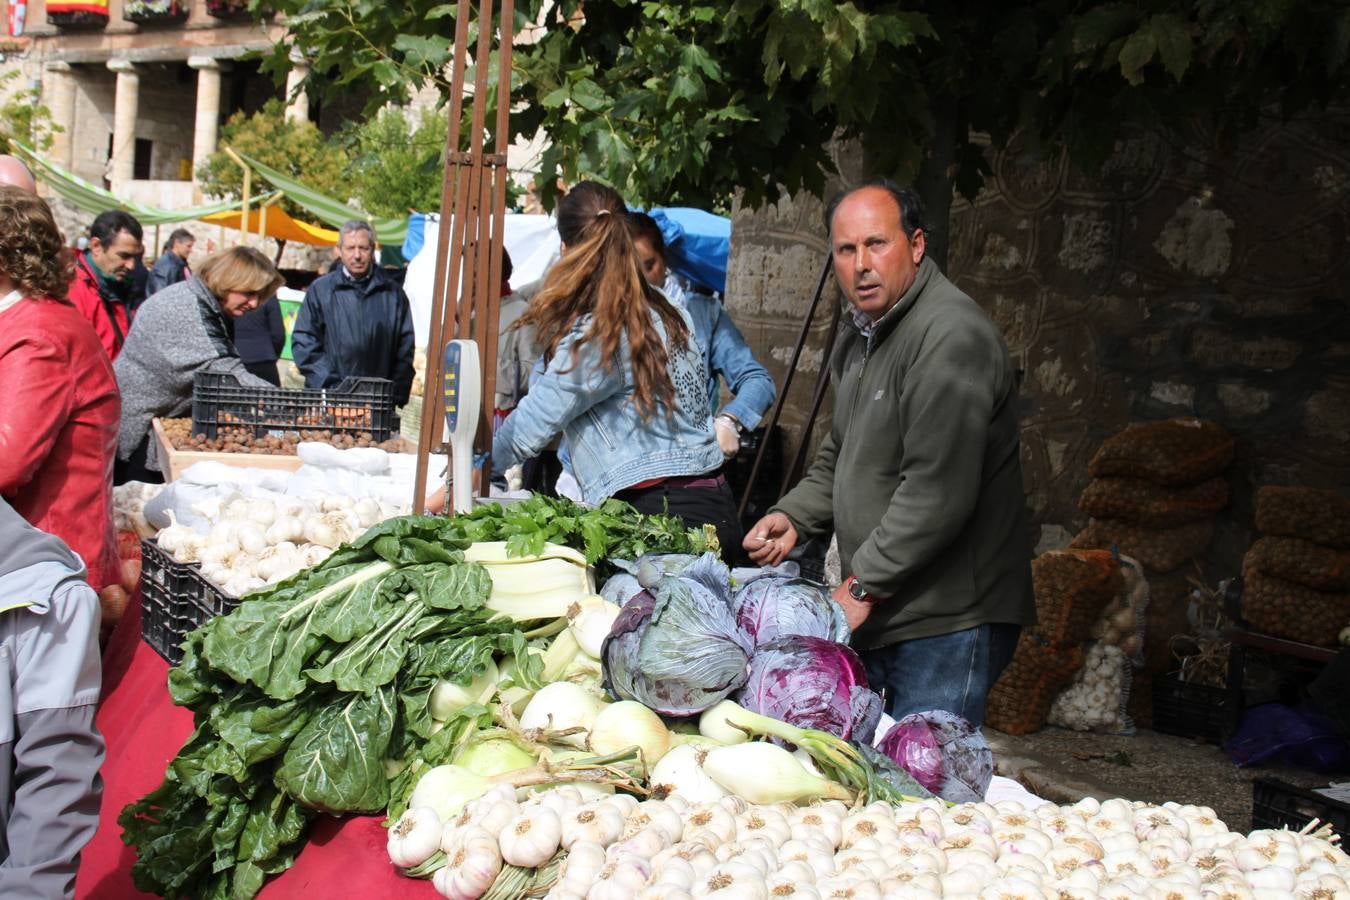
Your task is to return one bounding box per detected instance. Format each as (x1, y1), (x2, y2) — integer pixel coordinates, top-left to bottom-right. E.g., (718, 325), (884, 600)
(68, 209), (144, 361)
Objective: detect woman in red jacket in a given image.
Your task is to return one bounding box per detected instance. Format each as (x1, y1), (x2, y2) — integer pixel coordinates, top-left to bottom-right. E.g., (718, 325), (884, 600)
(0, 187), (122, 596)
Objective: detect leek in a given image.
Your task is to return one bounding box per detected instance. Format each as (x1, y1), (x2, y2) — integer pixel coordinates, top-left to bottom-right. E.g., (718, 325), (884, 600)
(464, 542), (596, 622)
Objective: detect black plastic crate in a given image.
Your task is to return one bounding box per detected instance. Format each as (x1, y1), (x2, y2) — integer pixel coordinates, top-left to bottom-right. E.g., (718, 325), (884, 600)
(1152, 675), (1231, 743)
(140, 538), (241, 665)
(191, 372), (396, 441)
(1252, 777), (1350, 842)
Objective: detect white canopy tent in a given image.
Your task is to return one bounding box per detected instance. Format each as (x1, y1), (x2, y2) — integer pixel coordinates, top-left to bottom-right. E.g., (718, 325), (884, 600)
(402, 213), (561, 348)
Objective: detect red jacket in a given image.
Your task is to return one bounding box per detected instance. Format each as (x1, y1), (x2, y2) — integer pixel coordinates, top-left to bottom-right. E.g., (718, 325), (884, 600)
(0, 296), (122, 592)
(68, 251), (132, 361)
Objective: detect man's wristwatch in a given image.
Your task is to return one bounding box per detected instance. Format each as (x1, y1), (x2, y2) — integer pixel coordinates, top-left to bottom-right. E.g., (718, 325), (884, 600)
(845, 575), (876, 604)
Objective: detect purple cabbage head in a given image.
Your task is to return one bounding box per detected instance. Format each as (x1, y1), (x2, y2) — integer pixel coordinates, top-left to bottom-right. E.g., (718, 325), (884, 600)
(601, 553), (751, 717)
(732, 575), (851, 649)
(875, 710), (993, 803)
(735, 635), (882, 742)
(601, 554), (703, 608)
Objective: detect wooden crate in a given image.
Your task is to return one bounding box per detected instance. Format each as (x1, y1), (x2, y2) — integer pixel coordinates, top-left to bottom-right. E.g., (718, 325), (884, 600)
(151, 418), (306, 482)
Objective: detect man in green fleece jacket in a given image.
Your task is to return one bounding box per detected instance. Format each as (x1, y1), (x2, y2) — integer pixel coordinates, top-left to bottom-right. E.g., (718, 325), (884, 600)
(744, 180), (1035, 727)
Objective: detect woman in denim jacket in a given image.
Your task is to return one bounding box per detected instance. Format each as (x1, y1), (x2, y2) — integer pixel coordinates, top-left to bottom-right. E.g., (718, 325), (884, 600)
(627, 211), (776, 459)
(493, 182), (742, 555)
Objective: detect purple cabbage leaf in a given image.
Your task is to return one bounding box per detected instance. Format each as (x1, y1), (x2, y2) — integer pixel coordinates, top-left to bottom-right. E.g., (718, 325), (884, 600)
(875, 710), (993, 803)
(735, 635), (882, 742)
(601, 553), (750, 716)
(732, 575), (851, 649)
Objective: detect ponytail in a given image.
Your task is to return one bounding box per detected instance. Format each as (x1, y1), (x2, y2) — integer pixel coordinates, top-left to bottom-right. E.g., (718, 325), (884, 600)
(519, 182), (689, 420)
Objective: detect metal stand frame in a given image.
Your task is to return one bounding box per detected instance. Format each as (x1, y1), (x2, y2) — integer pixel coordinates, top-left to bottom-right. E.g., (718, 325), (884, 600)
(737, 254), (842, 519)
(412, 0), (515, 513)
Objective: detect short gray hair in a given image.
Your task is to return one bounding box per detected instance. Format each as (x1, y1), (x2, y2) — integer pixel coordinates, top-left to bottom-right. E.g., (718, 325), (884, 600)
(338, 219), (374, 245)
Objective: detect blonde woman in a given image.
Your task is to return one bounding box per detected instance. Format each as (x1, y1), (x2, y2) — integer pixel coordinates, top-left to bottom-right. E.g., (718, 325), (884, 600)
(113, 246), (285, 483)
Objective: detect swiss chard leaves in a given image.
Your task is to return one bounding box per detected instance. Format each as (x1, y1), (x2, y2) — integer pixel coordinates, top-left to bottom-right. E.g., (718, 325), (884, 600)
(274, 686), (396, 814)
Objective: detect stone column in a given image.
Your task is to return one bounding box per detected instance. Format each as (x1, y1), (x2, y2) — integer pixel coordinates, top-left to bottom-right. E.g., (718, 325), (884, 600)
(106, 58), (139, 190)
(284, 49), (310, 124)
(187, 57), (224, 182)
(43, 61), (77, 171)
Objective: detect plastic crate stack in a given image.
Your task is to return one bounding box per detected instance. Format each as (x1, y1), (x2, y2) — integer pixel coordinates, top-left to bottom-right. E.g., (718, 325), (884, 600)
(1240, 487), (1350, 648)
(140, 539), (240, 665)
(1252, 777), (1350, 844)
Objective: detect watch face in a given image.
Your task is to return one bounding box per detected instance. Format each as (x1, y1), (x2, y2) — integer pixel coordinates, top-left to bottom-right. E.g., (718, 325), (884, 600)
(848, 579), (865, 600)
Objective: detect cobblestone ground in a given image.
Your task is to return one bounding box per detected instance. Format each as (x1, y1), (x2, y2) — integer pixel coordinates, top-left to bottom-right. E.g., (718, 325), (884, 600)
(988, 726), (1337, 833)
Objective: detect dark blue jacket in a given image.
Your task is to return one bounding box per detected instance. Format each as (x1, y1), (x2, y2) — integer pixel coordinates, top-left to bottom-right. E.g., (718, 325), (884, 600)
(233, 296), (286, 365)
(292, 266), (415, 406)
(145, 249), (189, 298)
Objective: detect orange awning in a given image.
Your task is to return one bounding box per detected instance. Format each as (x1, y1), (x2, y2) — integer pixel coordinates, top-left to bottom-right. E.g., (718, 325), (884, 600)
(200, 205), (340, 246)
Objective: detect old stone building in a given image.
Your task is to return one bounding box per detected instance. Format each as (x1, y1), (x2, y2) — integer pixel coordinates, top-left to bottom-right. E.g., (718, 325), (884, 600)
(0, 0), (309, 211)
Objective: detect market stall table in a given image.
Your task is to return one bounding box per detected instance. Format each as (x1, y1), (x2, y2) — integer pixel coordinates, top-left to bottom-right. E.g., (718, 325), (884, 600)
(77, 600), (415, 899)
(80, 593), (1051, 898)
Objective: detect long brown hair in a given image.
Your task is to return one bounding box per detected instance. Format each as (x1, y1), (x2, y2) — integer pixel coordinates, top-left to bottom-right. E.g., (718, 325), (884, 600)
(518, 181), (690, 420)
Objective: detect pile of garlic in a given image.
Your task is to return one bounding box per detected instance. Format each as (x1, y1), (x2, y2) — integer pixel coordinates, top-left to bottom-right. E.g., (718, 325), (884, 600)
(113, 481), (164, 539)
(154, 491), (401, 597)
(391, 787), (1350, 900)
(1048, 642), (1131, 733)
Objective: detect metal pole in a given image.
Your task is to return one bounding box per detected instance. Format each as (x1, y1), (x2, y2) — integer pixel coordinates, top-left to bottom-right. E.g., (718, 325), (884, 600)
(413, 0), (473, 513)
(736, 254), (831, 519)
(783, 289), (843, 494)
(412, 0), (513, 513)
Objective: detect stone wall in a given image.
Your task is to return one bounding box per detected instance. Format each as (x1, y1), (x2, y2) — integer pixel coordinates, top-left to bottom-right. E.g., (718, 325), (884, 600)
(726, 112), (1350, 579)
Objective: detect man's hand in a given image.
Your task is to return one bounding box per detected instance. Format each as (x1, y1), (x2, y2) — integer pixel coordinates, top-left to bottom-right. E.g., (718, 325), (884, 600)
(744, 512), (798, 565)
(714, 415), (740, 458)
(831, 581), (874, 631)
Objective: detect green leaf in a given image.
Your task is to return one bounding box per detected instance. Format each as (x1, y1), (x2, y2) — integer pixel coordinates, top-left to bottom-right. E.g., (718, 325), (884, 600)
(541, 85), (571, 108)
(679, 43), (722, 81)
(275, 686), (397, 814)
(1073, 4), (1137, 52)
(1117, 28), (1158, 85)
(1150, 13), (1191, 82)
(668, 72), (703, 106)
(571, 77), (608, 112)
(210, 694), (313, 767)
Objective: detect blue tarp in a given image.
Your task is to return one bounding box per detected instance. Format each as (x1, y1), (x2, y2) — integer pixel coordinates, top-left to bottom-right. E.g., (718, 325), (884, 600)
(644, 207), (731, 294)
(401, 206), (732, 294)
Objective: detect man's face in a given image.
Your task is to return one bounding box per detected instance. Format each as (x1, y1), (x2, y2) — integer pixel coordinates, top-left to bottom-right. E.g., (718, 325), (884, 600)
(339, 230), (374, 277)
(830, 186), (925, 321)
(90, 230), (143, 282)
(633, 236), (667, 288)
(173, 238), (194, 261)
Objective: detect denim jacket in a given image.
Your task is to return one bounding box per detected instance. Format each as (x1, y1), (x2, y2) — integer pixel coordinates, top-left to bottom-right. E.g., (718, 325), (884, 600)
(680, 287), (776, 430)
(492, 307), (724, 504)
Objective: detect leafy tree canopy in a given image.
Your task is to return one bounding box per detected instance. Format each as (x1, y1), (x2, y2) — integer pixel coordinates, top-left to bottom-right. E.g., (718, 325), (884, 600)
(258, 0), (1350, 215)
(0, 69), (61, 155)
(197, 98), (351, 223)
(343, 105), (449, 219)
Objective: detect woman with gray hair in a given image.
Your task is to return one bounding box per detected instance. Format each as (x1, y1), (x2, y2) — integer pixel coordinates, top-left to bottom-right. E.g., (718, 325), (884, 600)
(113, 246), (284, 483)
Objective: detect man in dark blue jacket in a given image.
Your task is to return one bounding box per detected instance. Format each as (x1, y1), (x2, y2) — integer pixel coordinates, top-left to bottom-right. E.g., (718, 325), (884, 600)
(292, 220), (415, 406)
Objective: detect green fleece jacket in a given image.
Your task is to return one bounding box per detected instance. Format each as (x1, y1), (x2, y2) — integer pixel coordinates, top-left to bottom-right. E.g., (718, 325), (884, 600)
(773, 257), (1036, 650)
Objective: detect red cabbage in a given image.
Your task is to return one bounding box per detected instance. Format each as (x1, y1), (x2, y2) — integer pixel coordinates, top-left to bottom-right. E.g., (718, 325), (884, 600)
(732, 575), (851, 649)
(875, 710), (993, 803)
(735, 635), (882, 742)
(601, 553), (750, 717)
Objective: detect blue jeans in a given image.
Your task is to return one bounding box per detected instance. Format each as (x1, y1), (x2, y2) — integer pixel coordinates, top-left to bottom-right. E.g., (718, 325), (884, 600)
(861, 623), (1022, 728)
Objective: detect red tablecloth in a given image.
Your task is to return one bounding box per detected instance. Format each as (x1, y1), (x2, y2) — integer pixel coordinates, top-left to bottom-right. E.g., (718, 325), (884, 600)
(76, 600), (433, 899)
